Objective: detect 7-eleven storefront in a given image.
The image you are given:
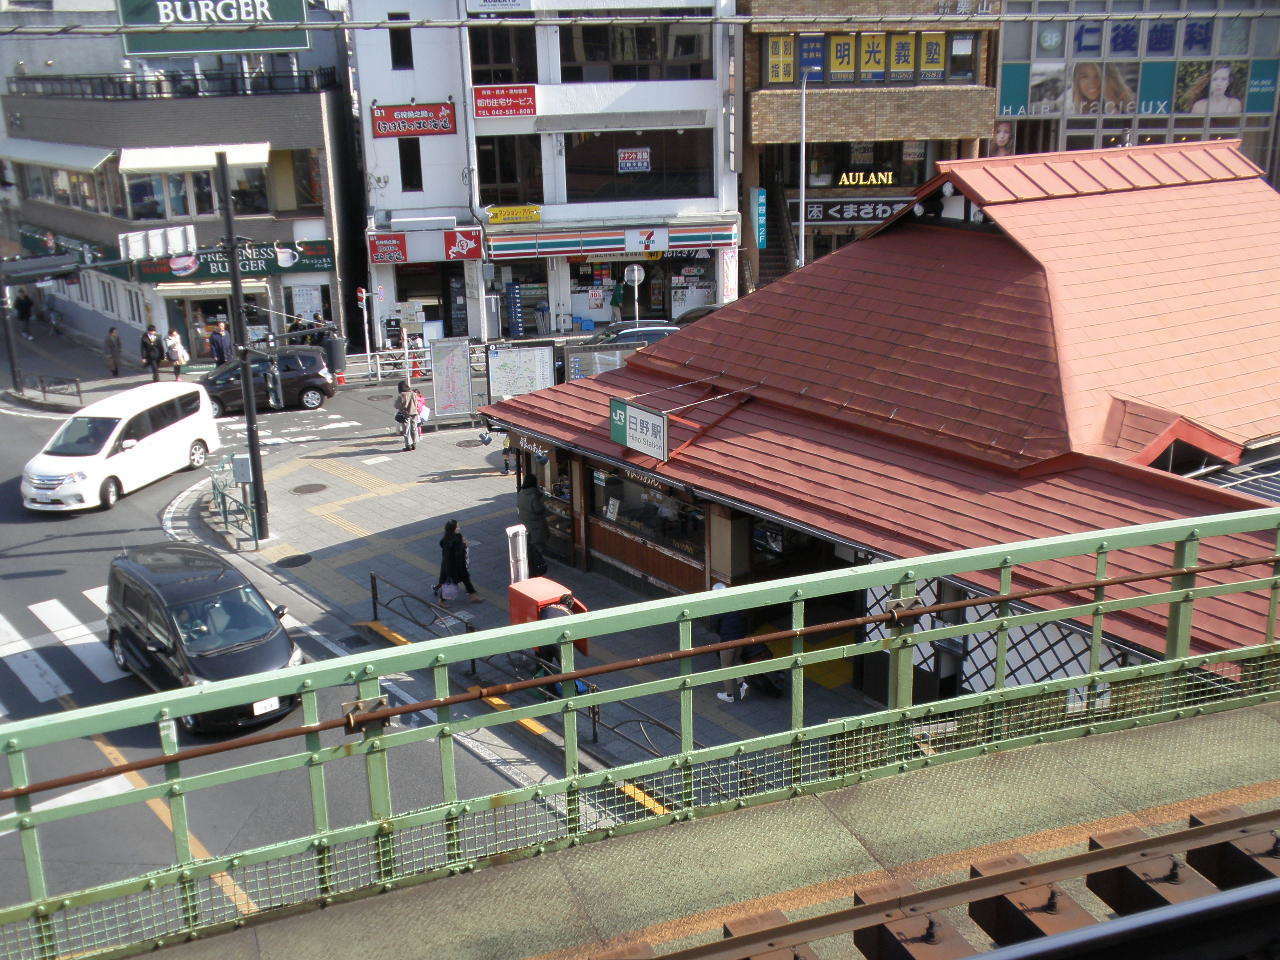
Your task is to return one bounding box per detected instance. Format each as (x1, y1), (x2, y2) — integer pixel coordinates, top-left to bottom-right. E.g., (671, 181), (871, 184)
(484, 222), (739, 337)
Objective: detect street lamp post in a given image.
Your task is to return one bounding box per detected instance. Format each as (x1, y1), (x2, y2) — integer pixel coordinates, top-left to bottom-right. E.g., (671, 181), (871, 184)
(796, 65), (819, 270)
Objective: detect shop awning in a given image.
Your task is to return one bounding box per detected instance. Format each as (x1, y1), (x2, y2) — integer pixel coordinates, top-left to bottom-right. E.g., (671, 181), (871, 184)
(0, 138), (113, 173)
(157, 281), (270, 297)
(118, 143), (270, 174)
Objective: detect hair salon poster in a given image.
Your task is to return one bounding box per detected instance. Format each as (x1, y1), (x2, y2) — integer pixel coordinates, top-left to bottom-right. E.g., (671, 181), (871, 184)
(137, 240), (335, 281)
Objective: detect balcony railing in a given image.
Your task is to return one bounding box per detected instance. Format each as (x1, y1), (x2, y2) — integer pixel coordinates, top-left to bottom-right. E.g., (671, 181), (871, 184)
(6, 67), (339, 100)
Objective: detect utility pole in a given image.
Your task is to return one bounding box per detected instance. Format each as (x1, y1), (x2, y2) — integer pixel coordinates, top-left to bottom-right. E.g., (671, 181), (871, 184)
(215, 151), (269, 541)
(1, 288), (21, 393)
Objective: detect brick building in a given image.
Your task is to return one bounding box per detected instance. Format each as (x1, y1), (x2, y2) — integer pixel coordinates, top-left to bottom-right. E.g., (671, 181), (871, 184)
(739, 0), (999, 286)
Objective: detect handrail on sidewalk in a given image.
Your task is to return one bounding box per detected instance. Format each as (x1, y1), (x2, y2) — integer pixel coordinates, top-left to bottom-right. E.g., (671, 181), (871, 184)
(1, 509), (1280, 960)
(19, 373), (82, 406)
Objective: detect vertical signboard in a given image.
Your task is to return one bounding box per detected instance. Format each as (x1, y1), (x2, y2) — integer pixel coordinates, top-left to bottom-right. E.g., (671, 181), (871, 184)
(430, 337), (475, 419)
(828, 34), (856, 82)
(998, 61), (1031, 115)
(888, 34), (916, 81)
(797, 34), (825, 81)
(754, 187), (767, 249)
(920, 32), (946, 80)
(859, 33), (886, 81)
(765, 35), (795, 84)
(1247, 60), (1280, 113)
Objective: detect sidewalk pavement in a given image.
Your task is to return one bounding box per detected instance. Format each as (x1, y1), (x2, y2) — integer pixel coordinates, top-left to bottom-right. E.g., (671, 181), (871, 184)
(3, 327), (155, 409)
(180, 416), (877, 771)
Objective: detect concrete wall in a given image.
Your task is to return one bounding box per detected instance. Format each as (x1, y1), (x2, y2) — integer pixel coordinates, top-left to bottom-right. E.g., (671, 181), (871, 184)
(750, 85), (998, 143)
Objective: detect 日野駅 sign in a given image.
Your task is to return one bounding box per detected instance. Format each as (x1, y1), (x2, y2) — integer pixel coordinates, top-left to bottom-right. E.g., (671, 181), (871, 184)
(117, 0), (309, 54)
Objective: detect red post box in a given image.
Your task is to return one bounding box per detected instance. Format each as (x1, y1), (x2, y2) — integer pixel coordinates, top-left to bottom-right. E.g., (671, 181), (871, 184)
(508, 577), (589, 656)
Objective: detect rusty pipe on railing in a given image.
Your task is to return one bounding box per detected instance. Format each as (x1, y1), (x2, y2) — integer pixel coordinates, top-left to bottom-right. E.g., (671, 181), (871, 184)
(0, 550), (1276, 803)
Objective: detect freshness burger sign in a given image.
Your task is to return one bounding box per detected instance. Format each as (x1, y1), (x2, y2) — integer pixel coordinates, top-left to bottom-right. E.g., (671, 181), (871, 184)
(117, 0), (308, 54)
(371, 103), (456, 138)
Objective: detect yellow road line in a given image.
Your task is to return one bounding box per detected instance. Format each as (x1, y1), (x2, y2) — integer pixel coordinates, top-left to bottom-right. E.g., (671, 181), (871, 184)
(72, 704), (258, 915)
(617, 781), (668, 816)
(468, 687), (549, 736)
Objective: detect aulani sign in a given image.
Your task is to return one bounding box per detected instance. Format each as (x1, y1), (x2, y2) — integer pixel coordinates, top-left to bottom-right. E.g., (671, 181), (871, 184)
(137, 240), (334, 282)
(118, 0), (308, 54)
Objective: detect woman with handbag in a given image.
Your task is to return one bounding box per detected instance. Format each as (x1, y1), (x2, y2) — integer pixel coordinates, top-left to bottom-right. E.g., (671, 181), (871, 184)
(164, 330), (189, 380)
(394, 380), (418, 451)
(435, 519), (481, 604)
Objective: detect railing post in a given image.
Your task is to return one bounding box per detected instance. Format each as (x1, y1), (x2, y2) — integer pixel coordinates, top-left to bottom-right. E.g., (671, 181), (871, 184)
(1267, 524), (1280, 646)
(7, 745), (57, 960)
(994, 558), (1012, 689)
(1090, 545), (1109, 673)
(559, 631), (580, 836)
(432, 662), (462, 866)
(357, 673), (396, 882)
(158, 716), (200, 932)
(301, 688), (333, 896)
(677, 610), (694, 809)
(887, 575), (917, 710)
(789, 590), (806, 787)
(1166, 532), (1200, 661)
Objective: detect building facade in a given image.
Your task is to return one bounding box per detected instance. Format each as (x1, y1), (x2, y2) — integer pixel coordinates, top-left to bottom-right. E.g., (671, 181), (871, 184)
(0, 0), (360, 359)
(739, 0), (999, 283)
(994, 6), (1279, 176)
(350, 0), (740, 347)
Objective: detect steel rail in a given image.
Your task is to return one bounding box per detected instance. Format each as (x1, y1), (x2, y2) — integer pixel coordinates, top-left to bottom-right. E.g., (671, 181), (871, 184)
(0, 10), (1267, 39)
(0, 550), (1274, 803)
(649, 807), (1280, 960)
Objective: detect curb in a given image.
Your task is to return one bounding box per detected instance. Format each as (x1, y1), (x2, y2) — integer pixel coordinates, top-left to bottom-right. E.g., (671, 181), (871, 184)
(2, 389), (77, 413)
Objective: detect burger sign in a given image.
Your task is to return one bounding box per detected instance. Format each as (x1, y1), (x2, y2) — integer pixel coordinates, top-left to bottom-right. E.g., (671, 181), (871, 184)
(117, 0), (308, 54)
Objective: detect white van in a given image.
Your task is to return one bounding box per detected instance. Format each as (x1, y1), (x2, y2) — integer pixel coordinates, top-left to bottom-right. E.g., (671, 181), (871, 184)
(21, 382), (221, 512)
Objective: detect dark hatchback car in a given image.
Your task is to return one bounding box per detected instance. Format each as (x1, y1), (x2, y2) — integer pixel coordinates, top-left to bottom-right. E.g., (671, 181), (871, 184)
(200, 346), (335, 418)
(107, 543), (302, 732)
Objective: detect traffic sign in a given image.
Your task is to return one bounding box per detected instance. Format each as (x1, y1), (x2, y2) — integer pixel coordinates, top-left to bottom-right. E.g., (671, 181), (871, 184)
(624, 264), (645, 287)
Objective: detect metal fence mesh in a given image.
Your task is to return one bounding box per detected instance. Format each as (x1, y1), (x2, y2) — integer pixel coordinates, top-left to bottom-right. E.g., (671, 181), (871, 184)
(8, 651), (1276, 960)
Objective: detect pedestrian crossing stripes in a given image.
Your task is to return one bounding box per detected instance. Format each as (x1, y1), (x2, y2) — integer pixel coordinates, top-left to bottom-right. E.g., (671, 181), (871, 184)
(28, 599), (126, 684)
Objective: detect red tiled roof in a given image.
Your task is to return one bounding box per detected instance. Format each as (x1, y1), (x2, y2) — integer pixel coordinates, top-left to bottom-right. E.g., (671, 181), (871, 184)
(632, 223), (1069, 469)
(482, 366), (1270, 657)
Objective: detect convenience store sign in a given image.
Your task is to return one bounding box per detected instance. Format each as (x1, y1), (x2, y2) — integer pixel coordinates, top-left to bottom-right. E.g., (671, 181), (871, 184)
(610, 398), (668, 461)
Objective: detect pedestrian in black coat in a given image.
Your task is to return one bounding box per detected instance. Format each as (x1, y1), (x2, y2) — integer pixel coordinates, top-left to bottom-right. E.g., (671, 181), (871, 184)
(140, 325), (165, 382)
(209, 321), (233, 366)
(434, 519), (481, 604)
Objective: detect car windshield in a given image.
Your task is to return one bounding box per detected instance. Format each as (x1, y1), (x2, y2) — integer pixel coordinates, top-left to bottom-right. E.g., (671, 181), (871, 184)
(173, 586), (279, 655)
(44, 416), (120, 457)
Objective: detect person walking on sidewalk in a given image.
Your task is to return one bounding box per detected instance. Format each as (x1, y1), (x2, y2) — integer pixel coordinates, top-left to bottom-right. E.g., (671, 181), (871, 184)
(13, 289), (33, 340)
(517, 473), (550, 577)
(103, 327), (123, 377)
(140, 325), (164, 382)
(209, 321), (232, 366)
(394, 379), (419, 451)
(710, 583), (750, 704)
(435, 519), (482, 604)
(164, 329), (188, 380)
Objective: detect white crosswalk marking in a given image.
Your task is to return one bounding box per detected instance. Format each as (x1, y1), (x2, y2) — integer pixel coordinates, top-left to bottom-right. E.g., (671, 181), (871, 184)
(0, 612), (69, 702)
(28, 599), (127, 684)
(0, 775), (134, 838)
(83, 585), (110, 614)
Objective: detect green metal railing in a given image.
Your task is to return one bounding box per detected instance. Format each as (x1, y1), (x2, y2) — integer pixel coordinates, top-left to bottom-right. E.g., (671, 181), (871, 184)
(2, 510), (1280, 960)
(207, 457), (259, 550)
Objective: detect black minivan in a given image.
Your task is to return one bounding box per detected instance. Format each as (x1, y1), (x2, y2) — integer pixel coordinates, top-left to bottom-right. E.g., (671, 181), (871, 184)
(107, 543), (301, 732)
(200, 347), (335, 418)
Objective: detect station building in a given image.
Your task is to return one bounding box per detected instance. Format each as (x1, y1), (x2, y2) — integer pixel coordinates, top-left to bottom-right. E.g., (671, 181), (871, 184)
(482, 140), (1280, 702)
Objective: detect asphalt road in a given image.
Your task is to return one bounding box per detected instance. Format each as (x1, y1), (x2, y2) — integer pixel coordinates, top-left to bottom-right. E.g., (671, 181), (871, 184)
(0, 345), (554, 911)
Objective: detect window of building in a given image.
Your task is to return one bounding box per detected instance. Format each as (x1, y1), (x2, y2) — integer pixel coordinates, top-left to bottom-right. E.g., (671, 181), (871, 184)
(388, 13), (413, 70)
(228, 166), (269, 215)
(948, 33), (975, 81)
(126, 173), (165, 220)
(470, 24), (537, 84)
(559, 11), (712, 82)
(790, 140), (932, 190)
(292, 149), (322, 207)
(565, 128), (714, 203)
(476, 134), (543, 205)
(590, 469), (704, 559)
(398, 138), (423, 192)
(20, 164), (47, 200)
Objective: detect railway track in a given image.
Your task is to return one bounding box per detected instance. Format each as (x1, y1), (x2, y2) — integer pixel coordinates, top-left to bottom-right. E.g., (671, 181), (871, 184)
(599, 805), (1280, 960)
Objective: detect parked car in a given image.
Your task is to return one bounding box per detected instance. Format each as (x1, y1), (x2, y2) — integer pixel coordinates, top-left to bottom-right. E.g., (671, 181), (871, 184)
(673, 305), (719, 325)
(106, 542), (303, 732)
(585, 323), (681, 348)
(200, 346), (335, 417)
(21, 382), (220, 512)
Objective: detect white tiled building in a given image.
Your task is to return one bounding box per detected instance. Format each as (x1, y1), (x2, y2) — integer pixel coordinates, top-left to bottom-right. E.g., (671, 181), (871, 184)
(351, 0), (740, 346)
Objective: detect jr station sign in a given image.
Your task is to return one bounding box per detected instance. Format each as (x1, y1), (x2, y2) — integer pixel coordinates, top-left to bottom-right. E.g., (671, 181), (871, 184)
(117, 0), (308, 54)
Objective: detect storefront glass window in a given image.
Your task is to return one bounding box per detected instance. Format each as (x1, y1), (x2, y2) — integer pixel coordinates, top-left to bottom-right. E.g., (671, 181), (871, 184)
(788, 141), (933, 190)
(565, 129), (713, 203)
(49, 170), (71, 206)
(477, 135), (544, 206)
(560, 14), (712, 82)
(292, 150), (322, 208)
(167, 173), (189, 217)
(126, 173), (164, 220)
(591, 469), (704, 559)
(192, 171), (215, 215)
(229, 166), (269, 214)
(471, 25), (538, 84)
(21, 164), (47, 200)
(69, 172), (98, 213)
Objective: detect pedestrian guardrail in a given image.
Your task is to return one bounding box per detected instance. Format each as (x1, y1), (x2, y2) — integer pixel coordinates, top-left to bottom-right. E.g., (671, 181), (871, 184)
(17, 374), (82, 407)
(207, 457), (259, 550)
(2, 510), (1280, 960)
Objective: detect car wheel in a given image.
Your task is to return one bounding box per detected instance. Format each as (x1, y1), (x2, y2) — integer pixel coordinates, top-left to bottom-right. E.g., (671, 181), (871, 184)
(209, 397), (224, 418)
(99, 477), (121, 511)
(187, 440), (208, 470)
(299, 388), (325, 410)
(109, 632), (127, 671)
